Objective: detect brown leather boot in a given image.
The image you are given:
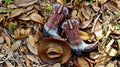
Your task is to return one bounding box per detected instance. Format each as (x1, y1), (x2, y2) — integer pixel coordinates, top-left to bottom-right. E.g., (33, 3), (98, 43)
(43, 3), (68, 39)
(62, 18), (98, 56)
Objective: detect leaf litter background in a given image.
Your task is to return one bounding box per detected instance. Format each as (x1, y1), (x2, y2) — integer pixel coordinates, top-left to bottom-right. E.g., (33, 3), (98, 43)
(0, 0), (120, 67)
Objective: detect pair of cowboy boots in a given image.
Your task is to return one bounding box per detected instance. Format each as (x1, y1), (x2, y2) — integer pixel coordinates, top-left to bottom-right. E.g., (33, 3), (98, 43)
(43, 3), (98, 56)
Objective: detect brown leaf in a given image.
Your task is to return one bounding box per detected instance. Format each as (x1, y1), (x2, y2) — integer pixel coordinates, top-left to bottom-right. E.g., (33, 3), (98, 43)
(30, 13), (44, 24)
(14, 0), (38, 7)
(71, 10), (78, 20)
(117, 1), (120, 9)
(57, 0), (64, 5)
(5, 61), (14, 67)
(4, 35), (11, 47)
(98, 0), (108, 5)
(25, 55), (32, 67)
(26, 55), (39, 63)
(52, 63), (61, 67)
(106, 61), (114, 67)
(9, 8), (24, 18)
(81, 7), (91, 20)
(94, 29), (104, 40)
(28, 35), (35, 47)
(105, 1), (119, 12)
(27, 43), (38, 55)
(92, 3), (100, 12)
(79, 30), (91, 40)
(0, 37), (4, 43)
(90, 52), (100, 59)
(9, 40), (21, 53)
(77, 56), (90, 67)
(11, 28), (31, 39)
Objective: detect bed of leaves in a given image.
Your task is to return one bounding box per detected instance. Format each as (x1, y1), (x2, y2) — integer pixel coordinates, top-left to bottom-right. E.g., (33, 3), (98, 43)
(0, 0), (120, 67)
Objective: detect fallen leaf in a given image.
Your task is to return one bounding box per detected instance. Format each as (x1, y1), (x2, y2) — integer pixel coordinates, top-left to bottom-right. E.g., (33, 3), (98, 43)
(90, 52), (100, 59)
(11, 28), (31, 39)
(92, 3), (100, 12)
(105, 1), (119, 12)
(9, 8), (24, 18)
(81, 7), (91, 20)
(109, 48), (118, 57)
(27, 43), (38, 55)
(0, 36), (4, 43)
(77, 56), (90, 67)
(79, 30), (91, 40)
(26, 55), (39, 63)
(94, 29), (104, 40)
(4, 35), (11, 47)
(30, 13), (44, 24)
(71, 10), (78, 19)
(57, 0), (64, 5)
(106, 61), (114, 67)
(25, 55), (32, 67)
(5, 61), (14, 67)
(52, 63), (61, 67)
(98, 0), (108, 5)
(28, 35), (35, 47)
(9, 40), (21, 53)
(14, 0), (38, 7)
(117, 1), (120, 9)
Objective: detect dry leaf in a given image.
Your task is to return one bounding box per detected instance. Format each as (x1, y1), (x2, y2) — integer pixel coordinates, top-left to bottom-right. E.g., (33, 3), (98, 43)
(92, 3), (100, 12)
(57, 0), (64, 5)
(9, 8), (24, 18)
(81, 7), (91, 20)
(106, 61), (114, 67)
(9, 40), (21, 53)
(105, 1), (119, 12)
(14, 0), (38, 7)
(77, 56), (90, 67)
(71, 10), (78, 19)
(25, 55), (32, 67)
(26, 55), (39, 63)
(79, 30), (91, 40)
(94, 29), (104, 40)
(0, 37), (4, 43)
(11, 28), (31, 39)
(5, 61), (14, 67)
(30, 13), (44, 24)
(74, 0), (79, 6)
(4, 35), (11, 47)
(98, 0), (108, 5)
(28, 35), (35, 47)
(117, 1), (120, 9)
(78, 11), (83, 22)
(90, 52), (100, 59)
(109, 48), (118, 57)
(52, 63), (61, 67)
(27, 43), (38, 55)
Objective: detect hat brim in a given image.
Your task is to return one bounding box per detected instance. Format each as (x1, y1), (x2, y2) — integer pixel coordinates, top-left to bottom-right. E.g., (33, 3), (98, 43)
(38, 37), (71, 64)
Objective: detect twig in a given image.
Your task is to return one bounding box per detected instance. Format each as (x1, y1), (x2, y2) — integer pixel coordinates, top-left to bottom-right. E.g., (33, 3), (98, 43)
(91, 14), (101, 32)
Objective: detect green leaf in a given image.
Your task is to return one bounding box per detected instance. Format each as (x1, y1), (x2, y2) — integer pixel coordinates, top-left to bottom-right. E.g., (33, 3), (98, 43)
(114, 11), (120, 16)
(46, 5), (52, 11)
(8, 22), (17, 29)
(0, 9), (12, 13)
(117, 39), (120, 49)
(4, 0), (12, 4)
(86, 0), (94, 3)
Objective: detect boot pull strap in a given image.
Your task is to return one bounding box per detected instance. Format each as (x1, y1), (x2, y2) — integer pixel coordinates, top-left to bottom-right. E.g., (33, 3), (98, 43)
(68, 20), (73, 29)
(57, 5), (63, 14)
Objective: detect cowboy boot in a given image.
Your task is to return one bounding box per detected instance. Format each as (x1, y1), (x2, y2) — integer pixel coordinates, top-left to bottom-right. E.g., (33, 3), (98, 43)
(62, 18), (98, 56)
(43, 3), (68, 39)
